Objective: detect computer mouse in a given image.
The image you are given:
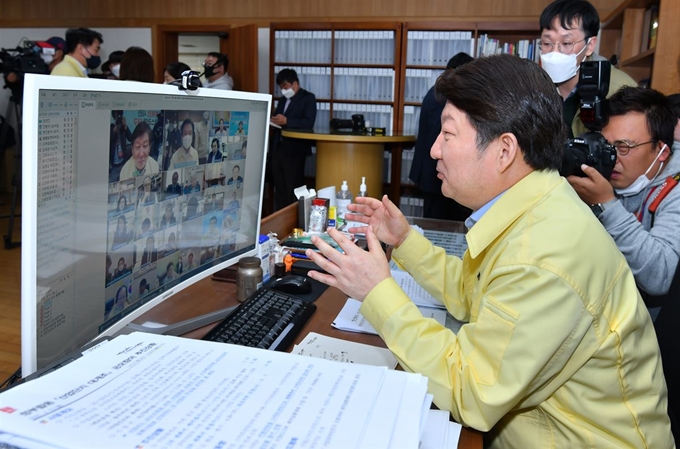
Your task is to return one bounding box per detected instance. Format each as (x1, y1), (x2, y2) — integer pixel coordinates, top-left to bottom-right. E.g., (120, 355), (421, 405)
(270, 275), (313, 295)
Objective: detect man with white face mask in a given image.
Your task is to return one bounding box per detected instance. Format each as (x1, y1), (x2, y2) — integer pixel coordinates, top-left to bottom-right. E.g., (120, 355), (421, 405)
(269, 68), (317, 210)
(539, 0), (636, 138)
(169, 118), (199, 169)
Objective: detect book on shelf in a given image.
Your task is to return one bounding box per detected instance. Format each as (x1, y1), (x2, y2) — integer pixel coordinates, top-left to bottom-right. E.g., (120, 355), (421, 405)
(648, 5), (659, 50)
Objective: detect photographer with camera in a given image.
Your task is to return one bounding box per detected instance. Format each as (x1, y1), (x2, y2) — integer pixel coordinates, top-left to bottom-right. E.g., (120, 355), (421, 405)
(568, 87), (680, 440)
(568, 87), (679, 316)
(51, 28), (103, 78)
(539, 0), (636, 138)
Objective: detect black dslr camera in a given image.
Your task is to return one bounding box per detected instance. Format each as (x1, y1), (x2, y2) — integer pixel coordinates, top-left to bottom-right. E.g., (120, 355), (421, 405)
(330, 114), (365, 132)
(559, 61), (617, 179)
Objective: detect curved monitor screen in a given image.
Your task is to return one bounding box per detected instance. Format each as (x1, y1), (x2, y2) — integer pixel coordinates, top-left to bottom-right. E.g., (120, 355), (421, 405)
(21, 75), (272, 376)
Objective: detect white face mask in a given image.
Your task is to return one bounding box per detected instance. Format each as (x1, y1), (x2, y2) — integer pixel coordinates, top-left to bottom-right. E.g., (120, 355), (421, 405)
(615, 144), (667, 197)
(281, 88), (295, 99)
(111, 64), (120, 78)
(539, 39), (590, 84)
(182, 135), (193, 150)
(40, 53), (53, 64)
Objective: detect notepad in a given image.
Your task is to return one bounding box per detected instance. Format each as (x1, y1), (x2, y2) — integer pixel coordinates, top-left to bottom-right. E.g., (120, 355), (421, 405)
(292, 331), (398, 369)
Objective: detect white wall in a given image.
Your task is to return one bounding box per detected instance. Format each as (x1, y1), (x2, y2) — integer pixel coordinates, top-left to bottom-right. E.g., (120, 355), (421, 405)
(0, 27), (151, 129)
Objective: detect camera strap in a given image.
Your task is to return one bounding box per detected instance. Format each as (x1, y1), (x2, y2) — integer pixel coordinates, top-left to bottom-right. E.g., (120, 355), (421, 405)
(639, 172), (680, 226)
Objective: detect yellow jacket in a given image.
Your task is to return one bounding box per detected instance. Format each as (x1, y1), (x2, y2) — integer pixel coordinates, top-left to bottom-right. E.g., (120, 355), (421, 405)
(361, 169), (673, 448)
(50, 55), (86, 78)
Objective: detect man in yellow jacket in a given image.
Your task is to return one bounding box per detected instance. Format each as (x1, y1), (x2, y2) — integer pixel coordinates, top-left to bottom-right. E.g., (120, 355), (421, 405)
(306, 54), (674, 448)
(51, 28), (103, 78)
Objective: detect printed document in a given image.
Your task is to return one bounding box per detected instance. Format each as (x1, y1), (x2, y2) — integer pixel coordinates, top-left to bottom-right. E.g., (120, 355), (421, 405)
(292, 331), (398, 369)
(333, 298), (447, 334)
(0, 332), (431, 449)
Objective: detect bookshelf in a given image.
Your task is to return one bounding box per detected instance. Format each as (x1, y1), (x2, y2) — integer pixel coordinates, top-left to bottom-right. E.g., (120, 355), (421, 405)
(270, 23), (403, 135)
(395, 21), (540, 215)
(600, 0), (680, 94)
(270, 20), (545, 213)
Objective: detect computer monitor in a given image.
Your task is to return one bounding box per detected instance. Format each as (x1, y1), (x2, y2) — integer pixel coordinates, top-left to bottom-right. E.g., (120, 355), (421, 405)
(21, 74), (272, 377)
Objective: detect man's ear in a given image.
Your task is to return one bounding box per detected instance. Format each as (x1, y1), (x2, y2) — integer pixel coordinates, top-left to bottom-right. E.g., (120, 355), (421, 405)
(585, 35), (598, 57)
(496, 133), (520, 173)
(658, 141), (672, 162)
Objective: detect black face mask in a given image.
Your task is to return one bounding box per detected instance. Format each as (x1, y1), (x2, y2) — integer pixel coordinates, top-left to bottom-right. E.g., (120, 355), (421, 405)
(86, 55), (101, 70)
(204, 64), (219, 78)
(83, 47), (101, 70)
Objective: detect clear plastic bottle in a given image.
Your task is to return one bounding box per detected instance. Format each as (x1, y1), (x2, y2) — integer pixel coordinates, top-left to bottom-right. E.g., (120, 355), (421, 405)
(309, 198), (328, 233)
(357, 176), (367, 198)
(336, 180), (353, 227)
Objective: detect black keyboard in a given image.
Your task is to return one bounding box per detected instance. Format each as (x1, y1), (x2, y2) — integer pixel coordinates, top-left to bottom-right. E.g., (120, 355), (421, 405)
(202, 287), (316, 351)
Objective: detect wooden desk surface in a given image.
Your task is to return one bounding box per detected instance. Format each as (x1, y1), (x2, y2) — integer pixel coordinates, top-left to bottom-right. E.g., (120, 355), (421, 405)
(282, 129), (416, 143)
(134, 276), (482, 449)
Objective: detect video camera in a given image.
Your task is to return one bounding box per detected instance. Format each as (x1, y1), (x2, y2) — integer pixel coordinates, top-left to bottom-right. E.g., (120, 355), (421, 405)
(330, 114), (365, 132)
(0, 41), (48, 77)
(559, 60), (617, 179)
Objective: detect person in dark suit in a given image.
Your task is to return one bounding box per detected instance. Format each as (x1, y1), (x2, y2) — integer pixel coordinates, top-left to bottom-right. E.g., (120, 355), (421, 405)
(109, 110), (132, 182)
(270, 68), (317, 211)
(141, 235), (158, 266)
(409, 53), (474, 221)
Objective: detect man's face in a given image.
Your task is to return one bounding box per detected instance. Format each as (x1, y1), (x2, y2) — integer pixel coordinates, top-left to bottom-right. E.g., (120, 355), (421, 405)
(212, 141), (218, 152)
(172, 172), (179, 184)
(133, 133), (151, 170)
(540, 18), (594, 59)
(232, 167), (239, 178)
(430, 103), (496, 210)
(143, 177), (152, 191)
(279, 80), (298, 92)
(204, 56), (223, 76)
(85, 38), (101, 57)
(602, 112), (669, 189)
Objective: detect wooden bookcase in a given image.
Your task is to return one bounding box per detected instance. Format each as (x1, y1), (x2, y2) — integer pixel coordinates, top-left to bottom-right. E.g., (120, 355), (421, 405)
(599, 0), (680, 94)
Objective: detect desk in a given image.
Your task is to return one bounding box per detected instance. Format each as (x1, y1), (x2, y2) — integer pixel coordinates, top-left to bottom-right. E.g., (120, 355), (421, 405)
(134, 203), (481, 448)
(282, 129), (415, 197)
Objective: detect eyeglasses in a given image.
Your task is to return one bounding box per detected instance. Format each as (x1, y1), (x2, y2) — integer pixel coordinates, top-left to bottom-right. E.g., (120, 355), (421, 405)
(612, 139), (656, 156)
(539, 38), (587, 54)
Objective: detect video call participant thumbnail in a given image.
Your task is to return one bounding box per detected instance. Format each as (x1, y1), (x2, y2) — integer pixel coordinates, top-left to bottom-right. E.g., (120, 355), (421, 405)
(120, 121), (159, 180)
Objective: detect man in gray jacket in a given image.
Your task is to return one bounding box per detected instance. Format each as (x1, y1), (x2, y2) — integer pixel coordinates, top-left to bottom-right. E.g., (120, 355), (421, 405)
(569, 86), (679, 316)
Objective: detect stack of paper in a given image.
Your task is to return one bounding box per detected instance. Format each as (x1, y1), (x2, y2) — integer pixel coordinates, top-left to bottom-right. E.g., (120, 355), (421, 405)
(333, 298), (447, 335)
(0, 332), (435, 449)
(292, 331), (398, 369)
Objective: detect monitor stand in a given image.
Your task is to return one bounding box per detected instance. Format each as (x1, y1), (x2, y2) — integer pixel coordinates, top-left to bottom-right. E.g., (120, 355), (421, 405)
(119, 305), (239, 337)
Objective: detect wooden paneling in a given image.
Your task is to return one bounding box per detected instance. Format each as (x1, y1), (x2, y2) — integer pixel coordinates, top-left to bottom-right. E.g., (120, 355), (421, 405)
(0, 0), (623, 25)
(224, 24), (259, 92)
(619, 8), (646, 61)
(651, 0), (680, 94)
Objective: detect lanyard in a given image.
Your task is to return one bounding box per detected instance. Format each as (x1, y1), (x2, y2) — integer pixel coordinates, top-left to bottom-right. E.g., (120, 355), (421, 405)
(636, 173), (680, 224)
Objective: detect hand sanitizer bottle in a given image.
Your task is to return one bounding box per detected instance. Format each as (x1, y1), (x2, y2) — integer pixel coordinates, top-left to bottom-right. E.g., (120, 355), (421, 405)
(357, 176), (367, 198)
(336, 180), (353, 228)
